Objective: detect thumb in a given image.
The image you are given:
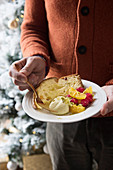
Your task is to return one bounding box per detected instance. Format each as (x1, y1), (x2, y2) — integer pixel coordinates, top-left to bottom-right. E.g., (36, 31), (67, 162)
(100, 96), (113, 115)
(20, 58), (34, 77)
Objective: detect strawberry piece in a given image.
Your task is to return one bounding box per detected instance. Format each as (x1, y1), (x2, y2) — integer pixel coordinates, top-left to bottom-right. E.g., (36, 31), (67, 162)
(80, 98), (90, 107)
(86, 93), (93, 103)
(76, 87), (85, 93)
(70, 98), (78, 104)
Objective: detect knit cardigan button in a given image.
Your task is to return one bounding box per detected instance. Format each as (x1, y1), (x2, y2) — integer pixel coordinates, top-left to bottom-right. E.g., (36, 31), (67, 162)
(81, 6), (89, 16)
(78, 46), (87, 54)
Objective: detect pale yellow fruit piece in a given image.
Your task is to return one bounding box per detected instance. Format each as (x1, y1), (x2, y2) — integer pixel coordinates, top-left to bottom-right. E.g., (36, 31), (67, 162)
(69, 87), (78, 98)
(74, 93), (86, 100)
(83, 86), (92, 94)
(69, 87), (86, 99)
(70, 105), (85, 113)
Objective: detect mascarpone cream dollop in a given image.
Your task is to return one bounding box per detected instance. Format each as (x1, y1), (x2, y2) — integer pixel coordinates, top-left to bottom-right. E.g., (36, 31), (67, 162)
(49, 96), (69, 115)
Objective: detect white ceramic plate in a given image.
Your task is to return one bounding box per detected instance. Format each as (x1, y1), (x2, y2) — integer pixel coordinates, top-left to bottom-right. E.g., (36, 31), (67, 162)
(22, 80), (107, 123)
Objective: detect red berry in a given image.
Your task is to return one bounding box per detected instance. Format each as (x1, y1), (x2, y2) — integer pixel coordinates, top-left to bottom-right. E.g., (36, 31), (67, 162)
(86, 93), (93, 103)
(86, 93), (92, 97)
(76, 87), (85, 93)
(66, 94), (71, 98)
(70, 98), (78, 104)
(80, 98), (90, 107)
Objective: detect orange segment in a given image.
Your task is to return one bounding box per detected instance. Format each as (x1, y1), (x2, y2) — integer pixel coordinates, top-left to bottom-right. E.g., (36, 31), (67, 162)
(69, 87), (78, 98)
(83, 86), (92, 94)
(69, 87), (86, 99)
(69, 104), (85, 113)
(74, 93), (86, 100)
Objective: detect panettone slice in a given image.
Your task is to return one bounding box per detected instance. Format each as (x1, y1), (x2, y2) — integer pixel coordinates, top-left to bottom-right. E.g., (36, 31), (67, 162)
(32, 74), (83, 112)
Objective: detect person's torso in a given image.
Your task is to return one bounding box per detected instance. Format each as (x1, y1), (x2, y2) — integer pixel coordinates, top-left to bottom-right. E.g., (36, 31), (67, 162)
(44, 0), (113, 87)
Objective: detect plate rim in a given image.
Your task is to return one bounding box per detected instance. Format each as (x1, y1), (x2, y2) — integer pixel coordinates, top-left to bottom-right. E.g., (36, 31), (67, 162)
(22, 79), (107, 123)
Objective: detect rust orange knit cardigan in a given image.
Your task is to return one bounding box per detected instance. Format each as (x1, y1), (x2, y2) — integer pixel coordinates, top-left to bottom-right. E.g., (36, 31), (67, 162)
(20, 0), (113, 117)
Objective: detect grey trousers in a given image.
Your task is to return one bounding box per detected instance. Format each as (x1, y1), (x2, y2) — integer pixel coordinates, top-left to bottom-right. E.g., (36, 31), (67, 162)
(46, 117), (113, 170)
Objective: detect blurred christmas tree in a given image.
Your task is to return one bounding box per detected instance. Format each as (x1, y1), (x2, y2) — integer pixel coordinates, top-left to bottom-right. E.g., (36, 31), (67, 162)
(0, 0), (46, 169)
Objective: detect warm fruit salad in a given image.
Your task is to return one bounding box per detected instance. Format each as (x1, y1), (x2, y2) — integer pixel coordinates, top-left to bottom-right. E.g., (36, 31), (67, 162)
(66, 86), (94, 114)
(49, 86), (94, 115)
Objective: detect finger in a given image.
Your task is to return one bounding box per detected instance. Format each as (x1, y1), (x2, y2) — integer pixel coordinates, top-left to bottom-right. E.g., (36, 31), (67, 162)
(13, 58), (27, 71)
(18, 84), (34, 91)
(92, 111), (100, 117)
(9, 66), (27, 82)
(9, 58), (27, 74)
(13, 79), (28, 86)
(14, 74), (40, 88)
(18, 85), (31, 91)
(100, 97), (113, 115)
(20, 57), (36, 76)
(9, 61), (27, 82)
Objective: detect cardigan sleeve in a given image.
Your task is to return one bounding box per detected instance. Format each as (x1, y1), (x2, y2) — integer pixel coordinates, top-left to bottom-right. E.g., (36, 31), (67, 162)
(20, 0), (50, 69)
(105, 79), (113, 85)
